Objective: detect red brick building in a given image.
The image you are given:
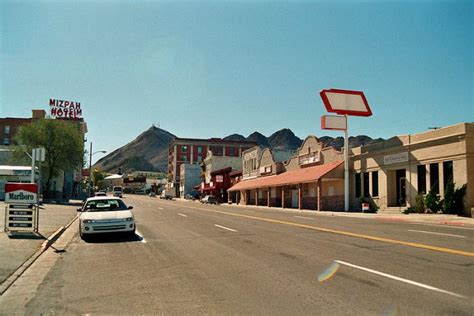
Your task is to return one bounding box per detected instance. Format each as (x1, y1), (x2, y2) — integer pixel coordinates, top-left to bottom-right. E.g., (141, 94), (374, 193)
(0, 110), (46, 146)
(168, 137), (256, 195)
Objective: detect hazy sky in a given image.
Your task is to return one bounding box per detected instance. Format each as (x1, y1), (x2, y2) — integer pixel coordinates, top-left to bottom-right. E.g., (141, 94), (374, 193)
(1, 0), (472, 163)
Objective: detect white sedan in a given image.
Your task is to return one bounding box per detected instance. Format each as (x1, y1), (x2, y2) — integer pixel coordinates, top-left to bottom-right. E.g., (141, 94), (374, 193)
(78, 196), (135, 239)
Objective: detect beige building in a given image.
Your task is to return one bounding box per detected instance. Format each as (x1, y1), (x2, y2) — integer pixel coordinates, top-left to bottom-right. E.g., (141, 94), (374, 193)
(350, 123), (473, 216)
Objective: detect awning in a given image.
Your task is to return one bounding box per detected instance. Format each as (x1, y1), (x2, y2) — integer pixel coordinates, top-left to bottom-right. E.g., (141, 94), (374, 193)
(228, 161), (343, 192)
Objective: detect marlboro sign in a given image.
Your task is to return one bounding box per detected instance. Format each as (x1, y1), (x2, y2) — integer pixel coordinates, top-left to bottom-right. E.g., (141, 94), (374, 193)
(5, 183), (38, 204)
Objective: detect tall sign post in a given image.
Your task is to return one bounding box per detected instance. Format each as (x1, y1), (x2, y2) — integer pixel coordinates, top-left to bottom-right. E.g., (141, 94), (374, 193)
(319, 89), (372, 211)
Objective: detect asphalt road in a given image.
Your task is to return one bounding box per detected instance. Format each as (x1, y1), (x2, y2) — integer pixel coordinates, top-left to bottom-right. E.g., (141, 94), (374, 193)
(2, 195), (473, 315)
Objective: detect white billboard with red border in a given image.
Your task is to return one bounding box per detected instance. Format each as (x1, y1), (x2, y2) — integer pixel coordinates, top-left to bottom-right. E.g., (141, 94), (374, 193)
(5, 183), (38, 204)
(321, 115), (347, 131)
(320, 89), (372, 117)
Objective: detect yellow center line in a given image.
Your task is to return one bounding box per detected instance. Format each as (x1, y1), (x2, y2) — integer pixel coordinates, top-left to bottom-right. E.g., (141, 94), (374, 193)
(170, 202), (474, 257)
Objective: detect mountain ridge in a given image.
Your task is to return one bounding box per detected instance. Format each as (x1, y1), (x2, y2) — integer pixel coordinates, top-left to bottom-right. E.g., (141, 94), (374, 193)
(94, 126), (382, 174)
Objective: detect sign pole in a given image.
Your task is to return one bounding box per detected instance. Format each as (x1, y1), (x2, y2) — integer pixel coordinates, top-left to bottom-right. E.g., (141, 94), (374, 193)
(344, 115), (349, 211)
(31, 149), (36, 183)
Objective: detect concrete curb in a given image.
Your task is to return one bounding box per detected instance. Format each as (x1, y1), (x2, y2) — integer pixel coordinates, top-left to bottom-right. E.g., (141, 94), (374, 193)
(0, 214), (79, 296)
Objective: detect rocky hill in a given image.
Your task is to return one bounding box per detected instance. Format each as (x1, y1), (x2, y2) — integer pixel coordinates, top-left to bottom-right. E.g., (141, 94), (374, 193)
(95, 126), (382, 173)
(94, 126), (175, 174)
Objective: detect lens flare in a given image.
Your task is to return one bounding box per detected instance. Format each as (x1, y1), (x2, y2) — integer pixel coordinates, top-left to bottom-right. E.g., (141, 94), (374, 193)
(317, 262), (340, 283)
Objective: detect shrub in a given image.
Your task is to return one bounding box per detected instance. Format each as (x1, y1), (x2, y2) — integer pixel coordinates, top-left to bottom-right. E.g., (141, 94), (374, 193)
(425, 183), (441, 214)
(443, 181), (456, 214)
(415, 194), (426, 213)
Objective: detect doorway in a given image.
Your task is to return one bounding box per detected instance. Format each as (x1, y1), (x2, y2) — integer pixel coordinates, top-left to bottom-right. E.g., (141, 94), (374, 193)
(291, 189), (298, 208)
(396, 169), (406, 206)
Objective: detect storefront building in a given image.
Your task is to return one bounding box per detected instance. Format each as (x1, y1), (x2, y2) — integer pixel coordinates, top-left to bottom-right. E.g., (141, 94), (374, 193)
(229, 136), (345, 211)
(350, 123), (473, 216)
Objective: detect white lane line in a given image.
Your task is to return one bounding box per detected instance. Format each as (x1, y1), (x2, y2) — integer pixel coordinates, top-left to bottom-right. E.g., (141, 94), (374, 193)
(408, 229), (465, 238)
(135, 230), (147, 244)
(294, 216), (315, 220)
(177, 213), (188, 217)
(335, 260), (466, 299)
(214, 224), (238, 232)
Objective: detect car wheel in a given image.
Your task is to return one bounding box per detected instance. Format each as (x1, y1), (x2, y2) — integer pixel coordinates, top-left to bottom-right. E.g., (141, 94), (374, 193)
(79, 224), (88, 241)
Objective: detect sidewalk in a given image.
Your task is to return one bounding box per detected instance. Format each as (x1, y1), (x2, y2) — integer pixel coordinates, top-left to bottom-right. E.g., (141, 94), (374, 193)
(174, 198), (474, 228)
(0, 201), (79, 292)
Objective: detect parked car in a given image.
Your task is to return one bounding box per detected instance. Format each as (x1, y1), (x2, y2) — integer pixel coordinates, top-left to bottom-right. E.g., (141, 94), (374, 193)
(185, 194), (196, 201)
(77, 196), (135, 240)
(201, 195), (218, 205)
(113, 186), (123, 198)
(94, 191), (107, 197)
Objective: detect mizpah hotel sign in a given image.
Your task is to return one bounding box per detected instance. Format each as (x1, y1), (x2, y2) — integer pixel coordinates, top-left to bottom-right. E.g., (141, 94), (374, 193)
(49, 98), (82, 119)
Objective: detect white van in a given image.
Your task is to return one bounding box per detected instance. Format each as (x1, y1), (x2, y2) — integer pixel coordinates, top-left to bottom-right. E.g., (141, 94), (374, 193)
(113, 186), (123, 198)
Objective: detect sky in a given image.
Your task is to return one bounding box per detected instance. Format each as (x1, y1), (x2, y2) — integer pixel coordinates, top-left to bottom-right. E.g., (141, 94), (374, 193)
(1, 0), (472, 164)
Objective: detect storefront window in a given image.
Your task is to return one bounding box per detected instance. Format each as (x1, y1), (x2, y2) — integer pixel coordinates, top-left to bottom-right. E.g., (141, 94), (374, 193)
(417, 165), (426, 194)
(372, 171), (379, 197)
(443, 161), (453, 188)
(355, 173), (361, 198)
(363, 172), (370, 197)
(430, 163), (439, 194)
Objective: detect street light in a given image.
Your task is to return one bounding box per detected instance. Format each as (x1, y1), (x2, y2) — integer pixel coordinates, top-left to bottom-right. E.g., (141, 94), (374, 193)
(89, 142), (106, 196)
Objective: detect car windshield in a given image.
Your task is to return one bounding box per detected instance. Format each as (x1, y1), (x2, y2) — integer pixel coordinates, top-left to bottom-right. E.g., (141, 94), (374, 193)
(84, 199), (128, 212)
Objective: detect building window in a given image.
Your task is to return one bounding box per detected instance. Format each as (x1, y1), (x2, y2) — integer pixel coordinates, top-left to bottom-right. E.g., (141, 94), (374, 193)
(197, 156), (202, 163)
(372, 171), (379, 197)
(443, 161), (453, 188)
(4, 126), (10, 134)
(430, 163), (439, 194)
(3, 137), (10, 145)
(181, 156), (187, 162)
(355, 173), (361, 198)
(417, 165), (426, 194)
(228, 147), (235, 156)
(209, 146), (223, 156)
(181, 146), (188, 153)
(197, 146), (203, 154)
(363, 172), (370, 197)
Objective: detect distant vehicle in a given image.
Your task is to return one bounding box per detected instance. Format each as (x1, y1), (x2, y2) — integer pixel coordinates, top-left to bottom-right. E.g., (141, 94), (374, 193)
(77, 196), (135, 240)
(95, 191), (107, 197)
(185, 194), (196, 201)
(160, 189), (175, 200)
(201, 195), (218, 205)
(113, 186), (123, 198)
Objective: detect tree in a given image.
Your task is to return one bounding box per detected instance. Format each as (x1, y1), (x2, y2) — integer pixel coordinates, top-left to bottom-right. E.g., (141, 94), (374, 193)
(14, 119), (84, 197)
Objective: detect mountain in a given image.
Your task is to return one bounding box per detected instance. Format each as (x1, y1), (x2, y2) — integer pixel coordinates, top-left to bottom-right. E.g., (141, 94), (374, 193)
(223, 134), (246, 142)
(94, 126), (175, 174)
(96, 126), (382, 174)
(268, 128), (303, 150)
(247, 131), (269, 147)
